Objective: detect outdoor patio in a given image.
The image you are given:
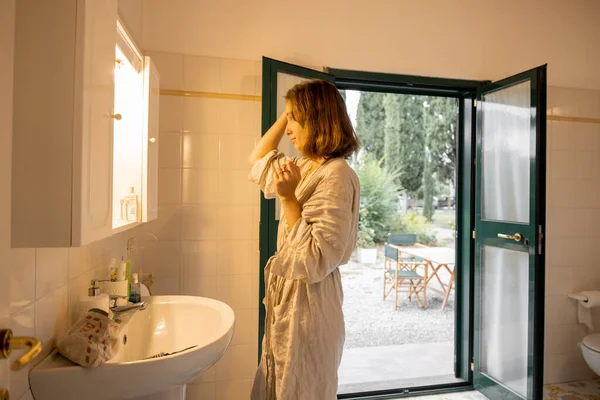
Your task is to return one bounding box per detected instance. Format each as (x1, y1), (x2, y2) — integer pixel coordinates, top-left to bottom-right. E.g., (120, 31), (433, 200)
(338, 244), (458, 394)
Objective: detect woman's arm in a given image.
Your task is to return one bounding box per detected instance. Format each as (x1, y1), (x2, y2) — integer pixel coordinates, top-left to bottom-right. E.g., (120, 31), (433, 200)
(274, 160), (303, 227)
(248, 112), (287, 165)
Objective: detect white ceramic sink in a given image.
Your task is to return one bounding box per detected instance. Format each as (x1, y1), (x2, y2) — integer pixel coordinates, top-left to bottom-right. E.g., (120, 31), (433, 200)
(30, 296), (235, 400)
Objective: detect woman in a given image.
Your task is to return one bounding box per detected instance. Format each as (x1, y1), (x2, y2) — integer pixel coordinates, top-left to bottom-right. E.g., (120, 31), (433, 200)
(248, 79), (360, 399)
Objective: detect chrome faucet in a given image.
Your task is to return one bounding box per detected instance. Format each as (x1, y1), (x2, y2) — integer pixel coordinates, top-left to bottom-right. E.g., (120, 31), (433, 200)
(90, 279), (148, 319)
(110, 300), (148, 319)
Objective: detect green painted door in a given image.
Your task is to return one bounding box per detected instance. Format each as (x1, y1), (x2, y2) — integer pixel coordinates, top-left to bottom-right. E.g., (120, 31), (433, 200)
(258, 57), (335, 353)
(473, 66), (546, 400)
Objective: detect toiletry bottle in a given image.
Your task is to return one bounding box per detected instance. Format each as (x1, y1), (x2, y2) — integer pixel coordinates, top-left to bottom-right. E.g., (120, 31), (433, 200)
(124, 186), (139, 222)
(78, 280), (109, 321)
(126, 259), (131, 296)
(108, 258), (117, 281)
(129, 273), (141, 303)
(117, 256), (127, 281)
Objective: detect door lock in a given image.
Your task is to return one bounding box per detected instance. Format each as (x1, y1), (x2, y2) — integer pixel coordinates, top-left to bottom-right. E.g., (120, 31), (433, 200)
(497, 233), (522, 242)
(0, 329), (42, 371)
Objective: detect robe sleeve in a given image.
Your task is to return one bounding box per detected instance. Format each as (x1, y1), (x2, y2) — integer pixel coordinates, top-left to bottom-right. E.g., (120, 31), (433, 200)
(270, 173), (357, 284)
(248, 150), (295, 199)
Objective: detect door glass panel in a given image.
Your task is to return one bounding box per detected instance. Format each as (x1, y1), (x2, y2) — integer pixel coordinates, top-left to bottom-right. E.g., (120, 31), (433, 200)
(274, 72), (309, 219)
(276, 72), (307, 158)
(480, 245), (529, 397)
(481, 81), (531, 224)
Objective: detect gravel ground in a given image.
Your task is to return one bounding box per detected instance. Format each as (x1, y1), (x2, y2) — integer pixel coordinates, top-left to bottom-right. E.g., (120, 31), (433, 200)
(341, 247), (455, 349)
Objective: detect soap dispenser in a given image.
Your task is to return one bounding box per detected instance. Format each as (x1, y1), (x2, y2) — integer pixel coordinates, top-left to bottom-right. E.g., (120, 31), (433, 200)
(77, 280), (109, 321)
(129, 273), (141, 303)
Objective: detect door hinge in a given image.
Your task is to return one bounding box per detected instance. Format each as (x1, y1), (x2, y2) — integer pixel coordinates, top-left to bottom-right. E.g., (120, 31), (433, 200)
(472, 230), (476, 239)
(471, 361), (474, 371)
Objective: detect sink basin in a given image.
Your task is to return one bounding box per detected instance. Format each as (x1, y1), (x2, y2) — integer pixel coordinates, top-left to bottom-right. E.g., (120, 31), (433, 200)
(30, 296), (235, 400)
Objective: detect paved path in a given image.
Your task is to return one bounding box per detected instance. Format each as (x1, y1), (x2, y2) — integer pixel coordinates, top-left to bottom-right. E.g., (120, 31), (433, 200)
(338, 341), (458, 394)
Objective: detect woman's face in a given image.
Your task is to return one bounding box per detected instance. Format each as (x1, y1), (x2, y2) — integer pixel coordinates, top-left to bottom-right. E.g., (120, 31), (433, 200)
(285, 101), (309, 155)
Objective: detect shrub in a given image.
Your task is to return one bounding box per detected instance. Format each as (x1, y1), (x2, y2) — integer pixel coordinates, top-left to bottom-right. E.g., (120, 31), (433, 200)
(354, 154), (400, 243)
(357, 207), (376, 248)
(389, 211), (438, 246)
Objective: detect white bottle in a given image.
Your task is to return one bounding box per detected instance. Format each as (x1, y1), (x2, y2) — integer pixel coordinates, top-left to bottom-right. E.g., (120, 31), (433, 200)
(117, 257), (127, 281)
(77, 280), (109, 321)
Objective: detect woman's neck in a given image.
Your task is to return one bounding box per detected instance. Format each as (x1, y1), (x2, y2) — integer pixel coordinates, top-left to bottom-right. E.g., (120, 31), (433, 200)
(308, 156), (326, 165)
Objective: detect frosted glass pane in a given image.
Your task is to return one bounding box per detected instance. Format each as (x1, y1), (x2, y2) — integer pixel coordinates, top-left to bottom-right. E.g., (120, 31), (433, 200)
(480, 246), (529, 397)
(274, 72), (309, 219)
(277, 72), (309, 159)
(481, 81), (531, 223)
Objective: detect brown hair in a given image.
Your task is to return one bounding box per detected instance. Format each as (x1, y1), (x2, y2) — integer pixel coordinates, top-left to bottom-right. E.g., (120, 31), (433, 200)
(285, 80), (360, 160)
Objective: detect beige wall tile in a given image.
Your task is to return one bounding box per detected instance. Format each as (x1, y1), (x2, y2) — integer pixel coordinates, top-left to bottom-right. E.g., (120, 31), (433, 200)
(216, 274), (252, 311)
(183, 134), (220, 169)
(183, 97), (223, 134)
(221, 59), (259, 96)
(181, 206), (219, 240)
(186, 382), (216, 400)
(182, 170), (219, 205)
(184, 55), (221, 93)
(146, 51), (184, 90)
(181, 240), (218, 277)
(159, 169), (182, 205)
(10, 249), (35, 312)
(159, 95), (183, 132)
(36, 249), (69, 300)
(215, 344), (258, 382)
(159, 133), (182, 169)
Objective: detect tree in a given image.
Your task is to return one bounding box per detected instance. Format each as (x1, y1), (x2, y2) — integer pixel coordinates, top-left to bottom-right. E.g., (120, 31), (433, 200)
(423, 97), (458, 184)
(422, 97), (458, 211)
(382, 94), (425, 196)
(354, 154), (399, 242)
(356, 92), (386, 160)
(422, 147), (435, 221)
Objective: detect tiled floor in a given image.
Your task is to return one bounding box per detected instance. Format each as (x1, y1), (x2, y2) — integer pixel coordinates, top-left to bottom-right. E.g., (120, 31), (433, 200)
(543, 378), (600, 400)
(386, 378), (600, 399)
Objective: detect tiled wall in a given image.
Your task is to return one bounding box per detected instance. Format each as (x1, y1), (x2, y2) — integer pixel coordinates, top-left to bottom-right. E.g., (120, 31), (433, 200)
(8, 227), (148, 400)
(139, 52), (262, 399)
(544, 86), (600, 384)
(7, 52), (600, 399)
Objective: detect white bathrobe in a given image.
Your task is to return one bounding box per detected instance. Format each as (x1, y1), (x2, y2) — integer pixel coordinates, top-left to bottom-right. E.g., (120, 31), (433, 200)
(249, 150), (360, 400)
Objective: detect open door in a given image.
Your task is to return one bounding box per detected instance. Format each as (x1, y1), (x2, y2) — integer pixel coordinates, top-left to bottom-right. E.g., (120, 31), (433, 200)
(473, 66), (546, 400)
(258, 57), (336, 353)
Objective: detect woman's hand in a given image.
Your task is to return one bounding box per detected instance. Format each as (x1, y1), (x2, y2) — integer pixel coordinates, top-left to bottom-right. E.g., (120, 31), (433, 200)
(274, 160), (301, 200)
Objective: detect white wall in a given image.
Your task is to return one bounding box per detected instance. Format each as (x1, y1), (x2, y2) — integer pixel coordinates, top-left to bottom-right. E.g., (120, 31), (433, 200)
(136, 0), (600, 90)
(139, 51), (262, 399)
(3, 1), (597, 398)
(5, 3), (148, 399)
(544, 87), (600, 384)
(118, 0), (600, 392)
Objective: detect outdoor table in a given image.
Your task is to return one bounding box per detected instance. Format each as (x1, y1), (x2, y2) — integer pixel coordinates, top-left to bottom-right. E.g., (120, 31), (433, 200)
(389, 245), (456, 311)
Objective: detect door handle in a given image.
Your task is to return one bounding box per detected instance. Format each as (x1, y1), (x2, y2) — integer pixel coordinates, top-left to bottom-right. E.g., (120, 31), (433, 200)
(497, 233), (523, 242)
(0, 329), (43, 371)
(0, 388), (7, 400)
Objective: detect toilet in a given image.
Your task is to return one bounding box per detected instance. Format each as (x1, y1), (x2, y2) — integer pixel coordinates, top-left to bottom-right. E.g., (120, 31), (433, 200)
(580, 333), (600, 375)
